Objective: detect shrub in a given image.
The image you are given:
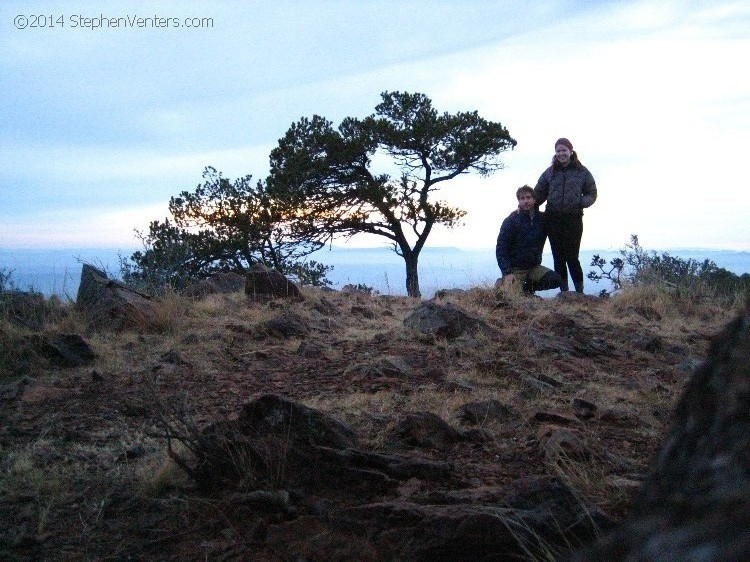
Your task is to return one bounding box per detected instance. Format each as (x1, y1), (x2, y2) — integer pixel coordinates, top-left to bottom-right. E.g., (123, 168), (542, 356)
(589, 235), (749, 303)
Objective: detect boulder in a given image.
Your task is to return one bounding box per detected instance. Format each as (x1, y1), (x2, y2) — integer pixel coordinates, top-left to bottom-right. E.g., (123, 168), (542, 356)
(28, 333), (96, 368)
(235, 394), (358, 450)
(526, 312), (611, 358)
(404, 301), (488, 340)
(392, 411), (460, 449)
(567, 307), (750, 561)
(75, 264), (156, 331)
(183, 272), (246, 298)
(260, 311), (310, 338)
(457, 399), (514, 425)
(245, 263), (303, 301)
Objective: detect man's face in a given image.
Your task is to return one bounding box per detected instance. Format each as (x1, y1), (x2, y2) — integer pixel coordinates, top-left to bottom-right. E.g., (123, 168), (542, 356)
(518, 192), (535, 211)
(555, 145), (572, 165)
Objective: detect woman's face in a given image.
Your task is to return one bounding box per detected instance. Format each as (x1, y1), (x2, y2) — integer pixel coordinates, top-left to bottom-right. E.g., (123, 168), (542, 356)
(555, 145), (572, 165)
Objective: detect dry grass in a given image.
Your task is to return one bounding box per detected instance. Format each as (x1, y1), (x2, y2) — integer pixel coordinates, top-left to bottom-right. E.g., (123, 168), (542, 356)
(47, 306), (86, 335)
(135, 447), (192, 496)
(0, 323), (28, 378)
(144, 288), (191, 335)
(548, 444), (634, 516)
(610, 283), (742, 323)
(1, 445), (65, 498)
(0, 441), (73, 537)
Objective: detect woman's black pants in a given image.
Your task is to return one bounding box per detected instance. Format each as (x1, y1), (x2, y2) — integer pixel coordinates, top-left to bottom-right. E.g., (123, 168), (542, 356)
(545, 212), (584, 292)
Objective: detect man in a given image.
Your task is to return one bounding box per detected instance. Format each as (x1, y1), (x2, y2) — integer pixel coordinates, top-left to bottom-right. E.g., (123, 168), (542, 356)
(495, 185), (562, 294)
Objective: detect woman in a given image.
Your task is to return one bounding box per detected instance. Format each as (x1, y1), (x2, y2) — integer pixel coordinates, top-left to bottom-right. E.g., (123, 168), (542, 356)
(533, 138), (597, 293)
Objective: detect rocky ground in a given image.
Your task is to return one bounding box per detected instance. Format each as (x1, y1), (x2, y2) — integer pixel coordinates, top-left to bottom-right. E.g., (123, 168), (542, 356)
(0, 279), (741, 561)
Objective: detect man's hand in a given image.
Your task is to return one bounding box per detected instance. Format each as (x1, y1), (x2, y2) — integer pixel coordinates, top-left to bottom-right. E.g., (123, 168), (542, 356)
(503, 273), (516, 285)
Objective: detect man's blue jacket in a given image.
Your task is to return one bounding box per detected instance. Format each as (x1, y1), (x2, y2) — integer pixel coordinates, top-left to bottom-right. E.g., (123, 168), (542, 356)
(495, 210), (547, 276)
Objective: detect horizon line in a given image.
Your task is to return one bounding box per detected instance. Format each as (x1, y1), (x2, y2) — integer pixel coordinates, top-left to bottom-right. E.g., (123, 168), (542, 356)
(2, 245), (749, 253)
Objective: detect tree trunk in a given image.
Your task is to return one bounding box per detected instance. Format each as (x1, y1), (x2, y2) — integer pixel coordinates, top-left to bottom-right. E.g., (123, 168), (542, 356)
(404, 252), (421, 298)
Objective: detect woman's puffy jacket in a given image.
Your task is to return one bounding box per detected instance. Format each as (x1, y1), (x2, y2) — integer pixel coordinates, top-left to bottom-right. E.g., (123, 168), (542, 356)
(534, 163), (597, 214)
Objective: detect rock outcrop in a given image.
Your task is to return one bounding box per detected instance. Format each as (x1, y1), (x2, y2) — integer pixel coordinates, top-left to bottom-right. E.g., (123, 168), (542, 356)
(182, 394), (451, 497)
(183, 272), (246, 298)
(27, 333), (96, 368)
(403, 301), (489, 339)
(245, 263), (303, 301)
(391, 411), (460, 449)
(567, 307), (750, 561)
(457, 399), (514, 425)
(75, 264), (156, 330)
(259, 311), (310, 338)
(337, 476), (610, 561)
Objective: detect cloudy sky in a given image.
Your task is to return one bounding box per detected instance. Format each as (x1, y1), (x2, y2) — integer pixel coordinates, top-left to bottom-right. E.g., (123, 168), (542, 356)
(2, 0), (749, 252)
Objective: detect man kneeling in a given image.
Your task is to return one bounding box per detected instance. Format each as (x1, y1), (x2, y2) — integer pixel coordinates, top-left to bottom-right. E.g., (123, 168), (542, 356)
(495, 185), (562, 295)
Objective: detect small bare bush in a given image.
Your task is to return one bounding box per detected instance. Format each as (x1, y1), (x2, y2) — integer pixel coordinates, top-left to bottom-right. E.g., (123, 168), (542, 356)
(141, 377), (288, 492)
